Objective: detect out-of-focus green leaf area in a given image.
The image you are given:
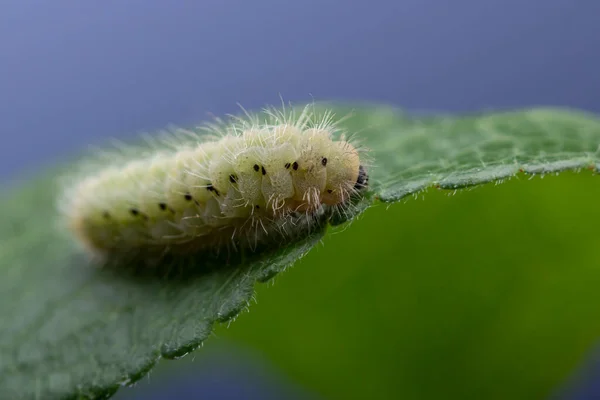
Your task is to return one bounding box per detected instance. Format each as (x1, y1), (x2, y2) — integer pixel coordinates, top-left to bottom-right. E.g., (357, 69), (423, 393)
(214, 171), (600, 400)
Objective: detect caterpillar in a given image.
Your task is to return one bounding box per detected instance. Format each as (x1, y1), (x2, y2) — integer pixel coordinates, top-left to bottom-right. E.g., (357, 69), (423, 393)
(58, 104), (370, 265)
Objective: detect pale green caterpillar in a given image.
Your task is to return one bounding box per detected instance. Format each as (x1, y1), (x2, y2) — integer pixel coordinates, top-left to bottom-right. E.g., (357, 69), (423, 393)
(58, 104), (370, 264)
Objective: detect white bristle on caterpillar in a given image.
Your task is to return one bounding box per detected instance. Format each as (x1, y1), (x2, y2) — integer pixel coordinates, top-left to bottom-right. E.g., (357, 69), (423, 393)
(58, 104), (370, 264)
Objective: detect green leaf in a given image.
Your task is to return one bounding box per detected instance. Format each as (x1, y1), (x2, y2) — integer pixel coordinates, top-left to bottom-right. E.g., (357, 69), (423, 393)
(342, 105), (600, 201)
(217, 171), (600, 400)
(2, 104), (600, 399)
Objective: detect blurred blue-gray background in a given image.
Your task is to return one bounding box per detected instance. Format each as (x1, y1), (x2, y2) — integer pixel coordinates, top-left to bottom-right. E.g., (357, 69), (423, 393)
(2, 1), (599, 399)
(2, 0), (599, 181)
